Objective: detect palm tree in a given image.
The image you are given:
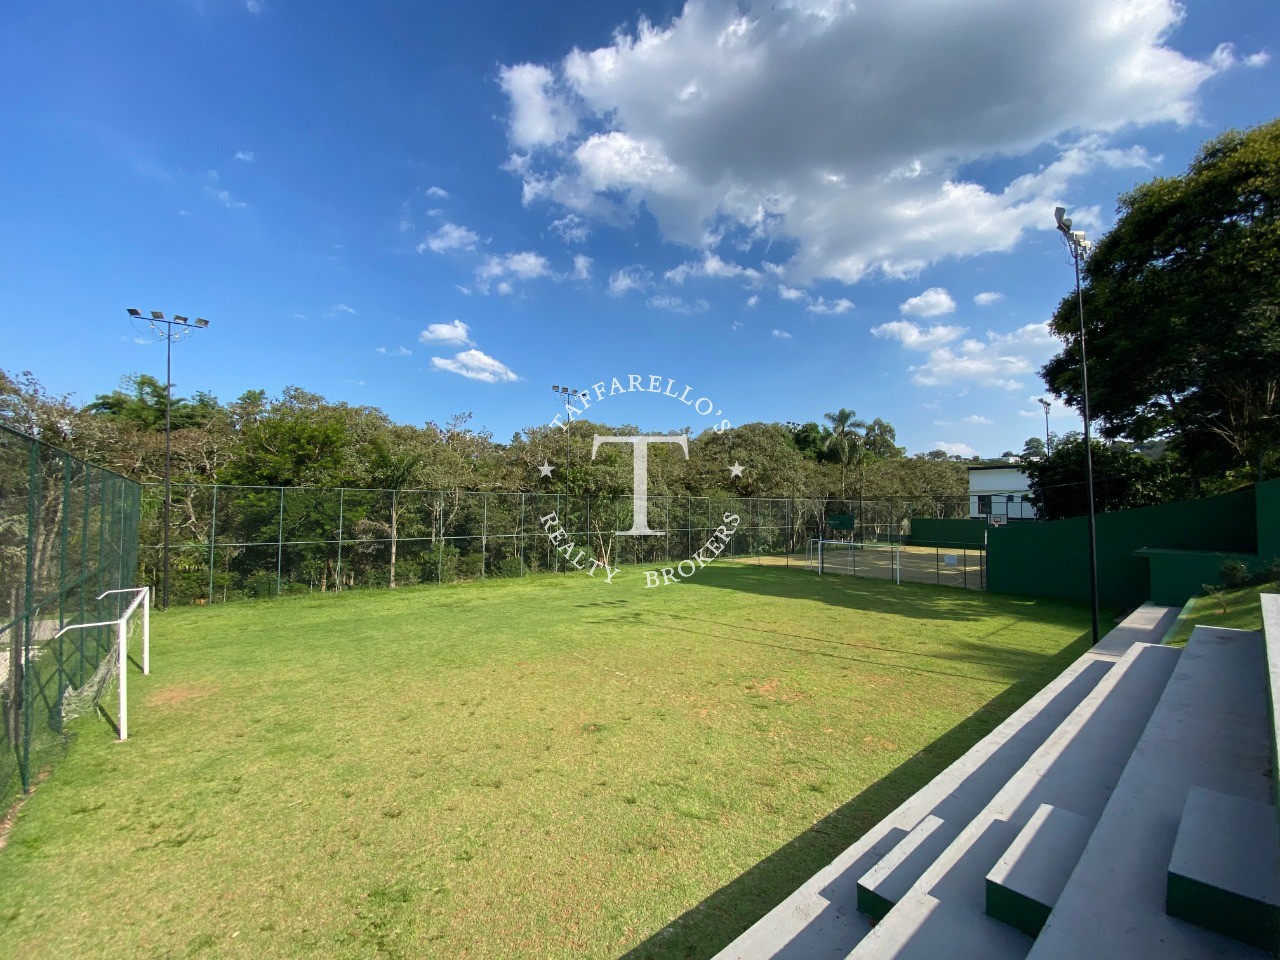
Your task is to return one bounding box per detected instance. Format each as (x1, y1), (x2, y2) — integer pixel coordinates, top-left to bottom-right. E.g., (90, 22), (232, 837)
(823, 408), (867, 499)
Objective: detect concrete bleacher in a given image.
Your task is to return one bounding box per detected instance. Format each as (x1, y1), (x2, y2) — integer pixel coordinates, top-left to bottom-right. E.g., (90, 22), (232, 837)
(713, 599), (1280, 959)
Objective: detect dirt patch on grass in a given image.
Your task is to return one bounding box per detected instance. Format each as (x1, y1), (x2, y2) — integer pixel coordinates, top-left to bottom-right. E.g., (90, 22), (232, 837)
(150, 684), (215, 708)
(0, 767), (51, 851)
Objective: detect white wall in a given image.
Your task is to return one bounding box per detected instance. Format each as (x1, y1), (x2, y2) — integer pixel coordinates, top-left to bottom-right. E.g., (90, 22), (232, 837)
(968, 468), (1037, 520)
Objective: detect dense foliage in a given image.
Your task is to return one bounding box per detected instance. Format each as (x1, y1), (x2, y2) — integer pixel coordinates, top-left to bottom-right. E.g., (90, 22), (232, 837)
(1041, 119), (1280, 483)
(1, 369), (975, 503)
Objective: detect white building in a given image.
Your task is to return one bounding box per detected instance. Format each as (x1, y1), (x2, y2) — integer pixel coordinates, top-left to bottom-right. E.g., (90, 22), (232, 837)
(967, 464), (1038, 521)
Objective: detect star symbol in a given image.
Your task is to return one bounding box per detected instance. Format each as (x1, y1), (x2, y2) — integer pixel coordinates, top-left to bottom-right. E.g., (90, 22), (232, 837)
(729, 461), (745, 478)
(538, 460), (555, 478)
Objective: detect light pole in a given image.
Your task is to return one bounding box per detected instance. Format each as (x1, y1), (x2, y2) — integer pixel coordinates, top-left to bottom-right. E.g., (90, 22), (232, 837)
(1038, 397), (1052, 455)
(550, 385), (588, 480)
(127, 309), (210, 611)
(1053, 208), (1099, 645)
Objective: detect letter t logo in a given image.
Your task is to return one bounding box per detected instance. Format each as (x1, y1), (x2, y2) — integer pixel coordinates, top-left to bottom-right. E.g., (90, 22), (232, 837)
(592, 434), (689, 535)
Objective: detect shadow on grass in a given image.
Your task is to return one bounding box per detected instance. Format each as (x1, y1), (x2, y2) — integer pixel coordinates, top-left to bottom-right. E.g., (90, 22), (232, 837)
(618, 627), (1093, 960)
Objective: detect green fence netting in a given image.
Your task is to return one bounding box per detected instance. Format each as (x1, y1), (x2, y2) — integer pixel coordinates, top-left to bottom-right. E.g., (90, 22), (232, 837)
(1, 425), (141, 801)
(140, 483), (981, 604)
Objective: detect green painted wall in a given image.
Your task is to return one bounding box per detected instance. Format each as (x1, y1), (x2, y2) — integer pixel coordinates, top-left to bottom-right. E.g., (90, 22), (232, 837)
(1142, 550), (1260, 607)
(909, 518), (989, 548)
(987, 487), (1258, 609)
(1257, 478), (1280, 565)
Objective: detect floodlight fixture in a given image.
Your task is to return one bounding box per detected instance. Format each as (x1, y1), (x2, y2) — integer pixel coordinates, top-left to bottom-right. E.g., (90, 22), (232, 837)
(127, 307), (142, 317)
(1038, 398), (1051, 413)
(195, 318), (208, 328)
(151, 310), (165, 320)
(174, 315), (188, 323)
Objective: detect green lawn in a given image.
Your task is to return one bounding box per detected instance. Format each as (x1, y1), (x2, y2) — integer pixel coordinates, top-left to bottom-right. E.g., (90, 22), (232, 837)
(0, 565), (1092, 960)
(1166, 581), (1277, 646)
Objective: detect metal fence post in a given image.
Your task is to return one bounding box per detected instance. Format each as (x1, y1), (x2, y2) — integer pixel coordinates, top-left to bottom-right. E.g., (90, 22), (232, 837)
(208, 484), (218, 604)
(336, 487), (345, 592)
(437, 492), (444, 584)
(276, 487), (285, 596)
(519, 492), (526, 576)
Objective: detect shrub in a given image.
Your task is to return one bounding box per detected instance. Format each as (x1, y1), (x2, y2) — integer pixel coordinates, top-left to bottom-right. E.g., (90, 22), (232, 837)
(1218, 559), (1250, 589)
(1201, 582), (1229, 615)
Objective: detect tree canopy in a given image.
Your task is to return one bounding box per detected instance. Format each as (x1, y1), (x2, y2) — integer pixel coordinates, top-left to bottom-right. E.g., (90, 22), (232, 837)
(1041, 119), (1280, 481)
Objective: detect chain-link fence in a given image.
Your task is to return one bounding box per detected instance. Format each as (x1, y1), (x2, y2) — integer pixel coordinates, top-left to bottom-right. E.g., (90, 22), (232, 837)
(1, 425), (141, 800)
(141, 483), (977, 604)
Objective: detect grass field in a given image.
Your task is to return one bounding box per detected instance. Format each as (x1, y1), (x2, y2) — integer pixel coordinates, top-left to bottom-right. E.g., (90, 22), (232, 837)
(0, 564), (1093, 959)
(1166, 581), (1277, 645)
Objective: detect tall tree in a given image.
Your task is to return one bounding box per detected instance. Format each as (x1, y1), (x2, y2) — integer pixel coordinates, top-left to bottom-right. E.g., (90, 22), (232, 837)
(1040, 119), (1280, 481)
(863, 418), (904, 460)
(1021, 436), (1047, 460)
(822, 408), (867, 498)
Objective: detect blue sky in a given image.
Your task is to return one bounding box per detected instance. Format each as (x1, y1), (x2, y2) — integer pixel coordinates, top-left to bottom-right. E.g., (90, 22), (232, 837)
(1, 1), (1275, 456)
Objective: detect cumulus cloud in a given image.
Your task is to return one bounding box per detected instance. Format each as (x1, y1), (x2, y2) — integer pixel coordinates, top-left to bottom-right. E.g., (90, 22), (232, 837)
(475, 251), (552, 293)
(203, 169), (247, 209)
(608, 266), (652, 296)
(963, 414), (993, 425)
(431, 349), (519, 383)
(974, 291), (1005, 307)
(326, 303), (357, 317)
(778, 285), (806, 301)
(932, 441), (979, 457)
(648, 294), (708, 313)
(234, 150), (255, 162)
(900, 287), (956, 317)
(419, 320), (472, 345)
(664, 252), (761, 284)
(376, 346), (413, 356)
(871, 319), (965, 350)
(550, 213), (590, 243)
(571, 254), (592, 280)
(909, 322), (1057, 390)
(419, 222), (479, 254)
(771, 328), (792, 339)
(425, 185), (449, 198)
(807, 296), (854, 315)
(499, 0), (1222, 283)
(745, 295), (760, 308)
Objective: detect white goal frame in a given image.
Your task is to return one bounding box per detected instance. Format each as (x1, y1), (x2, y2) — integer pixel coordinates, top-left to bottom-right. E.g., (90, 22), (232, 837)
(53, 586), (150, 740)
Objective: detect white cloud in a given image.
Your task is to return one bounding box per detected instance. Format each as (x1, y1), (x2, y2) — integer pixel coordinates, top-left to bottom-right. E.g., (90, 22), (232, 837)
(871, 319), (965, 350)
(1208, 43), (1270, 71)
(900, 287), (956, 317)
(963, 414), (993, 425)
(425, 185), (449, 198)
(648, 294), (708, 313)
(933, 441), (979, 457)
(419, 320), (472, 345)
(771, 328), (792, 340)
(745, 295), (759, 308)
(419, 222), (479, 254)
(499, 63), (577, 150)
(974, 291), (1005, 307)
(550, 214), (590, 243)
(778, 285), (806, 301)
(608, 266), (652, 296)
(244, 0), (262, 14)
(475, 251), (551, 293)
(203, 170), (247, 209)
(665, 252), (760, 284)
(571, 254), (592, 280)
(909, 322), (1057, 390)
(431, 349), (519, 383)
(234, 150), (255, 162)
(807, 296), (854, 315)
(376, 346), (413, 356)
(499, 1), (1216, 283)
(326, 303), (356, 317)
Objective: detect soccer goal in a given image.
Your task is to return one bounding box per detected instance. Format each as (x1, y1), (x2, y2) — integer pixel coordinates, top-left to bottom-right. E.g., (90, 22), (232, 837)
(54, 586), (150, 741)
(811, 539), (902, 584)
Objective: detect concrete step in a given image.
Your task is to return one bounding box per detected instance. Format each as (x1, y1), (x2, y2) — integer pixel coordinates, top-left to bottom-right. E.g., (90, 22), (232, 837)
(985, 804), (1097, 937)
(842, 893), (1032, 960)
(709, 651), (1114, 960)
(1028, 627), (1273, 960)
(856, 815), (959, 923)
(1166, 786), (1280, 953)
(848, 641), (1180, 959)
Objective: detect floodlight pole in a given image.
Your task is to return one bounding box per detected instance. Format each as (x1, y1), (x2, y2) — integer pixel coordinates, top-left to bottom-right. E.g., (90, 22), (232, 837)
(128, 310), (210, 611)
(1039, 398), (1052, 454)
(1053, 210), (1100, 645)
(550, 385), (588, 484)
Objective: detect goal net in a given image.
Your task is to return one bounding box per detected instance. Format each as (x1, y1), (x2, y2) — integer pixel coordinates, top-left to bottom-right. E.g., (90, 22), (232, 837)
(57, 587), (150, 740)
